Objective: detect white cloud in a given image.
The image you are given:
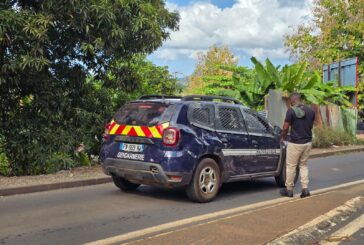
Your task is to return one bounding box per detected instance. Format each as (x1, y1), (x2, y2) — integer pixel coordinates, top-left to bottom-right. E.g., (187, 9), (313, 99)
(154, 48), (202, 60)
(156, 0), (313, 62)
(245, 48), (288, 60)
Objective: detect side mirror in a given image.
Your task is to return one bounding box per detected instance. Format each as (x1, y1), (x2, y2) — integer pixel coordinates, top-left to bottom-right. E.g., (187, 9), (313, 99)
(273, 125), (282, 135)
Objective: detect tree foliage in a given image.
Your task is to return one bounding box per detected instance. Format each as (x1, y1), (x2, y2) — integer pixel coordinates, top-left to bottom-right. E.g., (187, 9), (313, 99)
(284, 0), (364, 72)
(202, 65), (259, 107)
(358, 81), (364, 111)
(102, 55), (182, 107)
(0, 0), (179, 175)
(185, 45), (238, 94)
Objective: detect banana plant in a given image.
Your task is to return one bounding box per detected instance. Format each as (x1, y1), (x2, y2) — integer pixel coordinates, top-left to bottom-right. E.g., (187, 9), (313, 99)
(251, 58), (355, 107)
(201, 57), (356, 109)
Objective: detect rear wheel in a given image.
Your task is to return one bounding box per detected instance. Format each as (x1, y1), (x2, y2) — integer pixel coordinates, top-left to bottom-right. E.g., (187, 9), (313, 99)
(186, 158), (221, 203)
(112, 175), (140, 191)
(275, 160), (299, 187)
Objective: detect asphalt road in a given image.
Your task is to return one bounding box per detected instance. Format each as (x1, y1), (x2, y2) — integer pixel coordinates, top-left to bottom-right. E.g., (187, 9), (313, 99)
(351, 228), (364, 245)
(1, 152), (364, 245)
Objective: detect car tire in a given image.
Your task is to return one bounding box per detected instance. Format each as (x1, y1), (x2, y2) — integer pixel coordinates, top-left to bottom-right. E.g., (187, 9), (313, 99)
(275, 160), (299, 187)
(112, 175), (140, 191)
(186, 158), (221, 203)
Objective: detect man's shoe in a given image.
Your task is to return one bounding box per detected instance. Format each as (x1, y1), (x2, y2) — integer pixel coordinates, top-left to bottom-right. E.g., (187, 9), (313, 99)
(300, 188), (311, 198)
(280, 188), (293, 197)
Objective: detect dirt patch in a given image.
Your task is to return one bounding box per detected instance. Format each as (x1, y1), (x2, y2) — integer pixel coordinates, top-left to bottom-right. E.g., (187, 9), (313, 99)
(0, 165), (106, 189)
(357, 134), (364, 140)
(310, 145), (364, 155)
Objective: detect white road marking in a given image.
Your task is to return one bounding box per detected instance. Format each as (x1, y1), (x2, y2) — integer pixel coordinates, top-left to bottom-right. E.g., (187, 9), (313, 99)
(321, 213), (364, 245)
(310, 179), (364, 196)
(85, 179), (364, 245)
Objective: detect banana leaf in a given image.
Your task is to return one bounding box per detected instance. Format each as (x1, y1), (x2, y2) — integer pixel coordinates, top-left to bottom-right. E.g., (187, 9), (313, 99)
(265, 58), (281, 86)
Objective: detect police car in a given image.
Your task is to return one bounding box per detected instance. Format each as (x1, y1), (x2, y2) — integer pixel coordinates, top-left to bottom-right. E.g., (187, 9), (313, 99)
(100, 95), (291, 202)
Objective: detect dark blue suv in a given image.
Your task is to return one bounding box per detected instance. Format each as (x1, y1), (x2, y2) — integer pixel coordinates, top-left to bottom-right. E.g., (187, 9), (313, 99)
(100, 95), (289, 202)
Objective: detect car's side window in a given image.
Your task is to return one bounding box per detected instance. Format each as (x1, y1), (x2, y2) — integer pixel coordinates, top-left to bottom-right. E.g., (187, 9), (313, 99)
(187, 103), (215, 130)
(215, 106), (246, 133)
(242, 109), (271, 134)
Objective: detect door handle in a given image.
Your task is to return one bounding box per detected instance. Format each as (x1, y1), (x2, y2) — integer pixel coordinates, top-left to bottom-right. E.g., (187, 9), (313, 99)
(221, 138), (229, 143)
(252, 140), (258, 145)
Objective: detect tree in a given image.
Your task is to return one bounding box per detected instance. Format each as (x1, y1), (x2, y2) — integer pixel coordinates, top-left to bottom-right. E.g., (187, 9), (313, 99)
(0, 0), (179, 175)
(202, 65), (256, 104)
(185, 45), (238, 94)
(102, 55), (182, 107)
(284, 0), (364, 72)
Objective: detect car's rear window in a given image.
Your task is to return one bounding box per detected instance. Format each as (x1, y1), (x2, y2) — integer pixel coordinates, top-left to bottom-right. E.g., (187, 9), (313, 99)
(113, 103), (174, 126)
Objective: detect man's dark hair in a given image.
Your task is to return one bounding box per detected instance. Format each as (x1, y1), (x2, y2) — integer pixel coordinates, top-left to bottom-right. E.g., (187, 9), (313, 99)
(289, 92), (302, 106)
(290, 92), (302, 100)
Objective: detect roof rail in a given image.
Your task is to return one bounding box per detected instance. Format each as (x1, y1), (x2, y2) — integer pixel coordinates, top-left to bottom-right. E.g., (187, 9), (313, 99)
(182, 95), (242, 104)
(138, 95), (182, 100)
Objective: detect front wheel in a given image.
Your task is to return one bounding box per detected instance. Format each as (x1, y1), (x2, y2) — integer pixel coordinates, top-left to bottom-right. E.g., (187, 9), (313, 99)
(112, 175), (140, 191)
(186, 158), (221, 203)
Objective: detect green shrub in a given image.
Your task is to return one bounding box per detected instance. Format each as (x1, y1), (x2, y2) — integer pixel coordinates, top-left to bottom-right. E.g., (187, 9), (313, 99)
(74, 152), (91, 167)
(43, 152), (76, 174)
(313, 127), (354, 148)
(0, 153), (10, 176)
(355, 138), (364, 145)
(0, 134), (10, 176)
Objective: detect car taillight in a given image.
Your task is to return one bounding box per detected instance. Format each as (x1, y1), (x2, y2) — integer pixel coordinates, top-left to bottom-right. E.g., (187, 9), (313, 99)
(163, 127), (180, 146)
(103, 123), (111, 141)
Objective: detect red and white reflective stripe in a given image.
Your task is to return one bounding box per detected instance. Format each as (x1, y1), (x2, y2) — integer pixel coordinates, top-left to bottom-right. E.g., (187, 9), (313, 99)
(108, 121), (169, 139)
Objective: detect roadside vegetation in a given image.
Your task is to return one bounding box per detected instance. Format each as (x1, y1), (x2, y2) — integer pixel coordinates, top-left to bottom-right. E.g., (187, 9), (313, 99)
(0, 1), (180, 176)
(312, 127), (354, 148)
(313, 126), (364, 148)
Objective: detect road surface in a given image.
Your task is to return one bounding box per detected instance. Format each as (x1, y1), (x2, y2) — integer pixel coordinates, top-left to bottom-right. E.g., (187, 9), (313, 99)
(0, 152), (363, 245)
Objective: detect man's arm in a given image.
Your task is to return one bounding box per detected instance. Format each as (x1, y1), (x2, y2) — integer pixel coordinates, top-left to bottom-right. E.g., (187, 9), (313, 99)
(280, 121), (290, 143)
(281, 109), (292, 143)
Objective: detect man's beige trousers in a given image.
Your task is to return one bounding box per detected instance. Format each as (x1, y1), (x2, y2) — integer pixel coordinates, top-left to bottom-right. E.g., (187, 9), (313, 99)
(286, 142), (312, 190)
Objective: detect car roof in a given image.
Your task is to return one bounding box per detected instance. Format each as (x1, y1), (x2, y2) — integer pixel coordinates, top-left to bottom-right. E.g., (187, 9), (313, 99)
(135, 95), (249, 108)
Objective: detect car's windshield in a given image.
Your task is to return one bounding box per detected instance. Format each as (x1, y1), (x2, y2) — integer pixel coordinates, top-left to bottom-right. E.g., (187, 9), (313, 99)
(113, 102), (174, 126)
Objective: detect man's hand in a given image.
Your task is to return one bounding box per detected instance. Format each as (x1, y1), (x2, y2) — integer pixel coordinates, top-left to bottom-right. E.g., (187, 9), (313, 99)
(280, 137), (284, 144)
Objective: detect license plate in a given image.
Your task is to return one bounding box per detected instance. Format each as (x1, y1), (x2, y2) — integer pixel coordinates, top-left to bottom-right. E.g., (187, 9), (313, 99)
(120, 143), (144, 153)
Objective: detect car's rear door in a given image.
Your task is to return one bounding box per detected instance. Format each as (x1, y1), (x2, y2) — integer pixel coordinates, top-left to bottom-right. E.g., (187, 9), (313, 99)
(240, 109), (281, 173)
(215, 104), (252, 176)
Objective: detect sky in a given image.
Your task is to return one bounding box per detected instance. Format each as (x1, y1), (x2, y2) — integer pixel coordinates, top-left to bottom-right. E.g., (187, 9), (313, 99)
(148, 0), (313, 78)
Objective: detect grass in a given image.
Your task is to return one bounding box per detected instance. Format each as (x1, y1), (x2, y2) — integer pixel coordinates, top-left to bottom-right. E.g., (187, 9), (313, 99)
(356, 137), (364, 145)
(313, 127), (355, 148)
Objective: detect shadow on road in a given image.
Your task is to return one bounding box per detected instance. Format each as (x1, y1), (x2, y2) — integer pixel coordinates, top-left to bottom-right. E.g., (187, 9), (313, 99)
(109, 177), (279, 203)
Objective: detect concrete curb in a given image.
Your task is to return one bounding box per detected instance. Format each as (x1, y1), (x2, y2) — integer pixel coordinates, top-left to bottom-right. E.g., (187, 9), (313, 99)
(309, 146), (364, 159)
(1, 146), (364, 197)
(0, 177), (112, 196)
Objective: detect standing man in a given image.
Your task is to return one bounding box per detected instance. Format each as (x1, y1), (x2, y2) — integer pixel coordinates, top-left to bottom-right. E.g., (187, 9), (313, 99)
(280, 92), (315, 198)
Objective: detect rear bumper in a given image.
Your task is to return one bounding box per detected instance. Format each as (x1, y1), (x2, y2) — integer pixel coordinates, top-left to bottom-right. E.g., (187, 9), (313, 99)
(102, 158), (192, 188)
